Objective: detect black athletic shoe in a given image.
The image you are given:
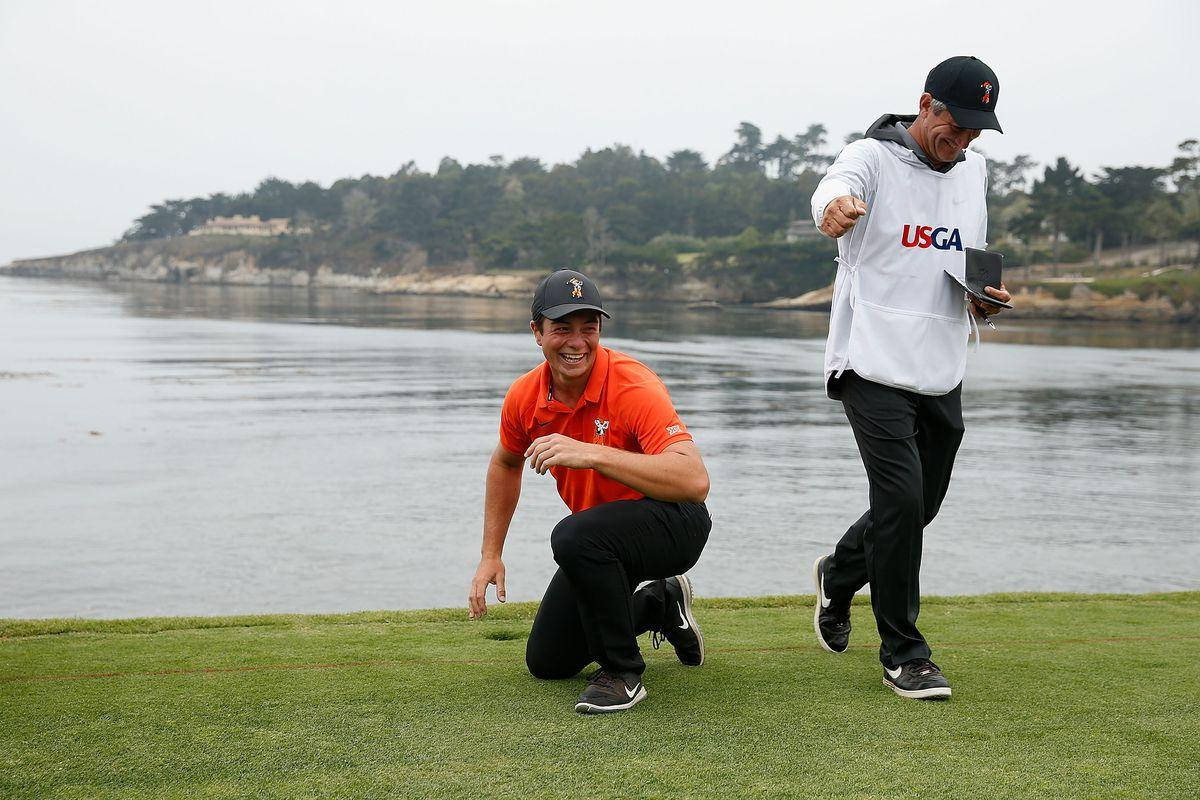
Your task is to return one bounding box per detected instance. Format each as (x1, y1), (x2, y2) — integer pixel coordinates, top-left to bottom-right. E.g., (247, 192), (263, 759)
(574, 669), (647, 714)
(812, 555), (851, 654)
(883, 658), (952, 700)
(648, 574), (704, 666)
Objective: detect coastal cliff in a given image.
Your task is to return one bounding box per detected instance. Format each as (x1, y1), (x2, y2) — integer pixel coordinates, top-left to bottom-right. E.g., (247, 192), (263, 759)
(0, 247), (743, 302)
(0, 238), (832, 305)
(4, 241), (1197, 322)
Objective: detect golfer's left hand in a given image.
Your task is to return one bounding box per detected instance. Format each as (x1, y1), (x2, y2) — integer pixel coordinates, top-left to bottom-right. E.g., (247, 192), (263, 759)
(970, 282), (1012, 318)
(525, 434), (596, 474)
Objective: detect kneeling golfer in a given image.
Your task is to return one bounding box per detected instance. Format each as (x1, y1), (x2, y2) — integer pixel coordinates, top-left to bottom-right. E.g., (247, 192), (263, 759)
(468, 268), (712, 714)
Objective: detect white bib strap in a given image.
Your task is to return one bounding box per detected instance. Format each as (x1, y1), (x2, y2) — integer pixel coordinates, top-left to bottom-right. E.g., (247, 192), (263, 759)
(835, 256), (858, 311)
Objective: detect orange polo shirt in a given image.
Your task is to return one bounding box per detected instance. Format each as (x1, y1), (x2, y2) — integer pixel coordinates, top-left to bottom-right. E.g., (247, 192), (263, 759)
(499, 347), (693, 513)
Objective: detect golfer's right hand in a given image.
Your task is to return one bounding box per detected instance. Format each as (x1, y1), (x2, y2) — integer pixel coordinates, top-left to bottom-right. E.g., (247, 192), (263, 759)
(820, 195), (869, 238)
(468, 557), (506, 619)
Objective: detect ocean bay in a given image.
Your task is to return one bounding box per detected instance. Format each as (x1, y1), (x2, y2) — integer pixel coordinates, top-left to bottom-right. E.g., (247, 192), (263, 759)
(1, 276), (1197, 617)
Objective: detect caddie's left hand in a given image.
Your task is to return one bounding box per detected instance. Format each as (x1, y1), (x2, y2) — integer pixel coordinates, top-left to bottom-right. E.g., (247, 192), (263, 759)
(970, 282), (1012, 318)
(525, 434), (597, 474)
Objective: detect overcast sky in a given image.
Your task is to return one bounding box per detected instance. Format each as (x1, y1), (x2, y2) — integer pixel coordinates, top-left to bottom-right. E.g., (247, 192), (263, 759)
(1, 0), (1196, 265)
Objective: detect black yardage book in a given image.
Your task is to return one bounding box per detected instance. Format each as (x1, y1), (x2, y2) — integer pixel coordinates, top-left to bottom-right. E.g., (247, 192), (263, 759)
(944, 247), (1012, 309)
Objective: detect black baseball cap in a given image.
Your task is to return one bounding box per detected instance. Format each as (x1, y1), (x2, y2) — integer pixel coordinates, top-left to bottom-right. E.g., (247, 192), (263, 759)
(925, 56), (1002, 133)
(531, 268), (611, 322)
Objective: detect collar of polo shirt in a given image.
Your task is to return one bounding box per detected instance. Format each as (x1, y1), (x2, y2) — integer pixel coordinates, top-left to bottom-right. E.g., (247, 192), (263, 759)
(539, 347), (611, 410)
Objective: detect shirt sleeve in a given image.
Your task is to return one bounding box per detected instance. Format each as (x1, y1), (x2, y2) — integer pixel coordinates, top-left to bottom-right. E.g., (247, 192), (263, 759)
(810, 139), (879, 229)
(498, 385), (530, 457)
(618, 377), (694, 456)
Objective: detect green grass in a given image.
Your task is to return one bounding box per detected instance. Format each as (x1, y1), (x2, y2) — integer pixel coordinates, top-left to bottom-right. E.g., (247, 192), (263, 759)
(1026, 269), (1200, 304)
(3, 593), (1198, 799)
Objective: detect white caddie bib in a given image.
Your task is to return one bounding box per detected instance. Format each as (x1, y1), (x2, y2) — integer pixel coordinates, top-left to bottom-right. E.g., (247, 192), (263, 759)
(832, 142), (987, 394)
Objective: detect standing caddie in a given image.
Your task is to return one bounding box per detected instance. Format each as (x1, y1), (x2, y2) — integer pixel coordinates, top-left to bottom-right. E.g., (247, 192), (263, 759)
(468, 268), (712, 714)
(809, 56), (1013, 699)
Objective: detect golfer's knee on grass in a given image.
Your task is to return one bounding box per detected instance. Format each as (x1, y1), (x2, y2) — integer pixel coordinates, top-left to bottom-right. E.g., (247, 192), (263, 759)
(525, 642), (577, 680)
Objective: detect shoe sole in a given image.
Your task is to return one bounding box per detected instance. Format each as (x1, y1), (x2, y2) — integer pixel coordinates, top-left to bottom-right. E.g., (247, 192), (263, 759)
(812, 555), (846, 655)
(574, 684), (647, 714)
(883, 677), (952, 700)
(674, 573), (704, 666)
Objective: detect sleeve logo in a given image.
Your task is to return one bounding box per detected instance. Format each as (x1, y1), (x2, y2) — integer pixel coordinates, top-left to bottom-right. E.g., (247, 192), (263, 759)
(666, 424), (682, 436)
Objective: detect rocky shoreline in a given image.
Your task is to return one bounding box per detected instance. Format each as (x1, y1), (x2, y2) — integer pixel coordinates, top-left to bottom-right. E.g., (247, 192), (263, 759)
(1, 247), (741, 304)
(4, 247), (1196, 323)
(1000, 285), (1196, 323)
(761, 282), (1197, 323)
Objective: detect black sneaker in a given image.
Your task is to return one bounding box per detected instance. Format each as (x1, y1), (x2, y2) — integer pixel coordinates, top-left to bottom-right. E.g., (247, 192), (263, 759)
(812, 555), (851, 654)
(883, 658), (952, 700)
(648, 574), (704, 666)
(574, 669), (647, 714)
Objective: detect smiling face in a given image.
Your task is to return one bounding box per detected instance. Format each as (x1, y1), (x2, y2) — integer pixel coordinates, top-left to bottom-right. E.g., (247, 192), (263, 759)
(531, 310), (602, 392)
(911, 92), (981, 166)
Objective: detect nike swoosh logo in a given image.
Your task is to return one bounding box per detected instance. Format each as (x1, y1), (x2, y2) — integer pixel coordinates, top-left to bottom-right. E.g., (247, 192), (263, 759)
(817, 559), (831, 608)
(535, 419), (552, 427)
(625, 683), (642, 698)
(885, 666), (902, 680)
(676, 602), (689, 630)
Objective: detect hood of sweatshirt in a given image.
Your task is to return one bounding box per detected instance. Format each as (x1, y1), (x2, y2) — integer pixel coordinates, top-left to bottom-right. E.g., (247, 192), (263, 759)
(864, 113), (965, 174)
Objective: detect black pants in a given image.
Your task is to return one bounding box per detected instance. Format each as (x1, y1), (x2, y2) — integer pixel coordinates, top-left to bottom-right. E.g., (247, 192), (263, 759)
(824, 371), (964, 668)
(525, 498), (711, 679)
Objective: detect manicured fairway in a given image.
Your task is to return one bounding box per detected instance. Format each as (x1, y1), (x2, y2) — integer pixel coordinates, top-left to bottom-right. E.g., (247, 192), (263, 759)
(3, 593), (1198, 799)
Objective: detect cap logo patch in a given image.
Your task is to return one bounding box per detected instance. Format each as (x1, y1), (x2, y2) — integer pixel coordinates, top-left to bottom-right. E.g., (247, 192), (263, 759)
(980, 81), (992, 105)
(594, 419), (610, 437)
(568, 278), (584, 298)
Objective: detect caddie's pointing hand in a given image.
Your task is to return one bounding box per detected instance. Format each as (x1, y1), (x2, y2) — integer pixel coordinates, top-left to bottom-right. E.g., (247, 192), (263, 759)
(820, 195), (869, 239)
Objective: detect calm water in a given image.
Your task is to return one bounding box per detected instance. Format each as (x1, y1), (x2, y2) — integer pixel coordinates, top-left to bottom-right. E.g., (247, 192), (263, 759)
(1, 276), (1197, 618)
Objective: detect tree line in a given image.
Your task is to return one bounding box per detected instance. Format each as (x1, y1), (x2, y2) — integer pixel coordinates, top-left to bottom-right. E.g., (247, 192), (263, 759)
(122, 124), (1200, 271)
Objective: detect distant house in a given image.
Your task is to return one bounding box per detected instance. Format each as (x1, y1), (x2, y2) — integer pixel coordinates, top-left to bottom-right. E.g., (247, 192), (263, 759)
(188, 215), (305, 237)
(785, 219), (821, 243)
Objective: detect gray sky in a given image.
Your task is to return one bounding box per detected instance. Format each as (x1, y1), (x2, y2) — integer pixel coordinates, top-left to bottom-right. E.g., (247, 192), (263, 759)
(1, 0), (1196, 265)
